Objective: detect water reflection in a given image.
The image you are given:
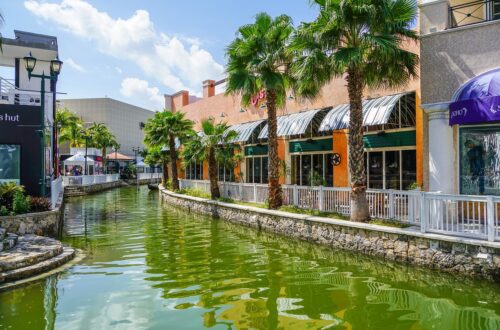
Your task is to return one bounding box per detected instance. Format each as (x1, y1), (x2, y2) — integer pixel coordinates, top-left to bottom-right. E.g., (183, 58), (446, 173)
(0, 186), (499, 329)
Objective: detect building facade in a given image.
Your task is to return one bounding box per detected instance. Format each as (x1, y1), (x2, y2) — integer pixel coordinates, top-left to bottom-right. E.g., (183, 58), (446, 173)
(166, 41), (423, 191)
(420, 0), (500, 195)
(0, 30), (60, 196)
(59, 98), (155, 157)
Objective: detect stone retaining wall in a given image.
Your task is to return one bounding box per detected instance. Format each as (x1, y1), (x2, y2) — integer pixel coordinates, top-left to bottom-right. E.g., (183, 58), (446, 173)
(64, 180), (125, 197)
(159, 187), (500, 281)
(123, 178), (161, 186)
(0, 209), (61, 237)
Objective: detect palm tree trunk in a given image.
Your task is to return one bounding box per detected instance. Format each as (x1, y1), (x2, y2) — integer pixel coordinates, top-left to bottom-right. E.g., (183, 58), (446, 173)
(162, 159), (169, 185)
(168, 134), (179, 191)
(266, 89), (282, 209)
(346, 68), (370, 222)
(208, 147), (220, 199)
(102, 149), (107, 174)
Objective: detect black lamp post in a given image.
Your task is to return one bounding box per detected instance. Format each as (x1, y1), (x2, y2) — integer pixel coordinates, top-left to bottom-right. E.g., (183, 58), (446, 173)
(114, 145), (119, 174)
(132, 147), (140, 165)
(23, 52), (63, 196)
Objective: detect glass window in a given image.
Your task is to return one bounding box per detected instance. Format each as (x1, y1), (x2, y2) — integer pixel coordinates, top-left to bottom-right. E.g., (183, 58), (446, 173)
(247, 158), (253, 183)
(292, 155), (300, 185)
(254, 157), (262, 184)
(385, 151), (400, 190)
(368, 152), (383, 189)
(325, 154), (334, 187)
(312, 154), (324, 186)
(0, 145), (21, 184)
(402, 150), (416, 190)
(460, 127), (500, 195)
(302, 155), (312, 186)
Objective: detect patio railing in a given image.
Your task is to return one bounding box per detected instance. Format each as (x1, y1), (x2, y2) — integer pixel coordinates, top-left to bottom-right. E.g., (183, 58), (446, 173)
(63, 174), (120, 186)
(179, 179), (500, 242)
(137, 172), (162, 180)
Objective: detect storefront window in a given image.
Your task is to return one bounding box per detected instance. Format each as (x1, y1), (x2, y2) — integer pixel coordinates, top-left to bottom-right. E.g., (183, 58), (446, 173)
(186, 161), (202, 180)
(291, 153), (334, 186)
(0, 145), (21, 184)
(366, 150), (416, 190)
(460, 126), (500, 195)
(218, 164), (234, 182)
(245, 157), (268, 184)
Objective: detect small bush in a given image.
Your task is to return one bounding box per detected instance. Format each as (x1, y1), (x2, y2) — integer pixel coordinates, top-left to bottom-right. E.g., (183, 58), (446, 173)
(12, 191), (30, 215)
(0, 183), (25, 210)
(179, 188), (211, 199)
(217, 197), (234, 203)
(0, 206), (9, 216)
(29, 197), (52, 212)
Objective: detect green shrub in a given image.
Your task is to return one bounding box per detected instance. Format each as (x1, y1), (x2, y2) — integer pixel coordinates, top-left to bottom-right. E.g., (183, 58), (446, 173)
(12, 191), (30, 215)
(0, 183), (25, 210)
(179, 188), (211, 199)
(0, 206), (9, 216)
(29, 197), (52, 212)
(217, 197), (234, 203)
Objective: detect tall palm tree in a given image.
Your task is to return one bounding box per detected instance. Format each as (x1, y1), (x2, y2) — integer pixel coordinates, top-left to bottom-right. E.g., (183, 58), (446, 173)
(181, 119), (239, 199)
(0, 13), (4, 52)
(88, 122), (117, 174)
(144, 110), (193, 191)
(58, 114), (84, 148)
(54, 107), (81, 175)
(290, 0), (419, 222)
(226, 13), (295, 209)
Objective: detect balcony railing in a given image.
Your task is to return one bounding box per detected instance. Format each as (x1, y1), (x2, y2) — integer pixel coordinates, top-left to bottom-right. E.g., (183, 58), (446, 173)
(450, 0), (500, 28)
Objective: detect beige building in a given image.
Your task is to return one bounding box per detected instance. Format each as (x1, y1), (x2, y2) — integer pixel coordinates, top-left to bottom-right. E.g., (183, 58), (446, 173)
(59, 98), (155, 156)
(420, 0), (500, 195)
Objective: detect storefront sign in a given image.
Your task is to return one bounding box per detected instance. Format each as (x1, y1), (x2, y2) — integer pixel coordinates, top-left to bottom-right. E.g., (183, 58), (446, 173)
(449, 95), (500, 125)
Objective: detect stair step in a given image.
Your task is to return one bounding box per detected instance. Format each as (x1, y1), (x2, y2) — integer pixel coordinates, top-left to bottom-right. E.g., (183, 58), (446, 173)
(0, 234), (18, 252)
(0, 235), (63, 271)
(0, 247), (75, 283)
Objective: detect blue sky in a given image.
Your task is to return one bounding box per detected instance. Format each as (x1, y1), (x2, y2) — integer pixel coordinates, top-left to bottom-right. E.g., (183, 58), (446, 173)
(1, 1), (317, 111)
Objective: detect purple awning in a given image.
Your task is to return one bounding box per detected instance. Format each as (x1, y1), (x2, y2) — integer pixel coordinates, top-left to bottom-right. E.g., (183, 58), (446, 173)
(449, 95), (500, 125)
(449, 68), (500, 125)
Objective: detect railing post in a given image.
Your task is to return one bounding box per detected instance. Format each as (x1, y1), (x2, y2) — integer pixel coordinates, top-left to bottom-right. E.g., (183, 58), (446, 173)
(487, 196), (495, 242)
(319, 186), (324, 211)
(389, 190), (395, 219)
(293, 184), (298, 206)
(420, 192), (427, 233)
(253, 183), (257, 203)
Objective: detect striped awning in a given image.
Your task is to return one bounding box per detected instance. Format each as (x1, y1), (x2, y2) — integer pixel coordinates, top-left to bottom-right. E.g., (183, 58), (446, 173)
(258, 107), (330, 139)
(318, 92), (410, 132)
(227, 120), (266, 143)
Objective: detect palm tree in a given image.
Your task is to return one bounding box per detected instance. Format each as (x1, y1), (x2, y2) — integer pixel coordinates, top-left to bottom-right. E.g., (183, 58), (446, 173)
(290, 0), (419, 222)
(144, 110), (193, 191)
(143, 145), (170, 184)
(54, 107), (81, 175)
(0, 13), (4, 52)
(226, 13), (295, 209)
(88, 122), (117, 174)
(181, 119), (239, 199)
(58, 113), (84, 148)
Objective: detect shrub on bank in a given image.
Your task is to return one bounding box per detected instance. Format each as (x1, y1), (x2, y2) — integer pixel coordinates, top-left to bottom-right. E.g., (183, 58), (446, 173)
(0, 183), (52, 216)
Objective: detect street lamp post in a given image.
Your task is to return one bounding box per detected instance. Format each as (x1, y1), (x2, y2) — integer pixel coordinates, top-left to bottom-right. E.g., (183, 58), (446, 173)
(23, 52), (63, 196)
(114, 146), (119, 174)
(132, 147), (140, 165)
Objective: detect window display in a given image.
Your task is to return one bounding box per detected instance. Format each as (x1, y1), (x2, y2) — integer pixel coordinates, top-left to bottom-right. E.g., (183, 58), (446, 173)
(460, 126), (500, 195)
(245, 157), (268, 184)
(291, 153), (334, 186)
(0, 145), (21, 184)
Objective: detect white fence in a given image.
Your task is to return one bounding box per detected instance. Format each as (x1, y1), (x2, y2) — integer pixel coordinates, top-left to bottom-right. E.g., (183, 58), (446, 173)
(179, 179), (500, 242)
(63, 174), (120, 187)
(50, 177), (63, 209)
(137, 172), (162, 180)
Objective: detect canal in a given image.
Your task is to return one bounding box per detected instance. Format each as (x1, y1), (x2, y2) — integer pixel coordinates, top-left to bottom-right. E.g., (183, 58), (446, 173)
(0, 186), (499, 329)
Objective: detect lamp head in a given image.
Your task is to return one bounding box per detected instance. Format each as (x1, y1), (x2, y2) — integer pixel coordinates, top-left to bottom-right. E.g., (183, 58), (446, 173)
(50, 55), (63, 76)
(23, 52), (37, 77)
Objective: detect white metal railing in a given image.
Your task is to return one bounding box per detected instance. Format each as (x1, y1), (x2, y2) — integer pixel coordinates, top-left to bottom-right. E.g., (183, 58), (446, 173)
(63, 174), (120, 186)
(50, 177), (63, 209)
(179, 179), (500, 242)
(137, 172), (162, 180)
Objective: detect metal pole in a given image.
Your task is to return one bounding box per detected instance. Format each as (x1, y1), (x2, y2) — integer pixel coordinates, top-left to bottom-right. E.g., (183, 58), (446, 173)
(84, 136), (88, 175)
(40, 74), (46, 197)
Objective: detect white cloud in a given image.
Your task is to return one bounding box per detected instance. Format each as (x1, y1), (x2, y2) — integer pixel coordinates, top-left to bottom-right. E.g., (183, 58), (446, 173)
(120, 77), (164, 110)
(115, 67), (123, 74)
(65, 57), (85, 72)
(24, 0), (224, 96)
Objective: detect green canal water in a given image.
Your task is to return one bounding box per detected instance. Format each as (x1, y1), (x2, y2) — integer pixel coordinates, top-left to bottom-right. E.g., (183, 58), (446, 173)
(0, 186), (499, 329)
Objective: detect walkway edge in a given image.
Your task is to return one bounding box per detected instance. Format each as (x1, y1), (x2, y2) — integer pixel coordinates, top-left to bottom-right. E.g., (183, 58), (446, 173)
(159, 186), (500, 281)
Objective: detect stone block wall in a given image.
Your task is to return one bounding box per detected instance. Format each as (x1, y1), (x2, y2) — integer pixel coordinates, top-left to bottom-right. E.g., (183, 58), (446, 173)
(0, 209), (62, 237)
(159, 187), (500, 281)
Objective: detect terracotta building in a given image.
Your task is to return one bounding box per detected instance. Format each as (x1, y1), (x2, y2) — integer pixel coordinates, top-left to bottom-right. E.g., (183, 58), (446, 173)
(165, 41), (423, 191)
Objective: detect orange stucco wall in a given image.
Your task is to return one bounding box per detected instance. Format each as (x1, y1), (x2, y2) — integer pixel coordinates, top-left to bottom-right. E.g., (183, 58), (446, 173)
(415, 92), (424, 188)
(277, 138), (286, 184)
(333, 130), (349, 187)
(202, 161), (209, 180)
(177, 160), (185, 179)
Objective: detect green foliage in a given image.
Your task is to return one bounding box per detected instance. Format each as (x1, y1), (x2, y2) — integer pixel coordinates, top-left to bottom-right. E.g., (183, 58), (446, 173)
(29, 197), (52, 212)
(57, 108), (84, 148)
(217, 197), (234, 203)
(0, 182), (25, 211)
(122, 163), (137, 180)
(0, 206), (8, 216)
(278, 205), (350, 220)
(407, 182), (421, 190)
(12, 191), (30, 215)
(310, 170), (326, 187)
(178, 188), (211, 199)
(165, 179), (172, 190)
(289, 0), (419, 98)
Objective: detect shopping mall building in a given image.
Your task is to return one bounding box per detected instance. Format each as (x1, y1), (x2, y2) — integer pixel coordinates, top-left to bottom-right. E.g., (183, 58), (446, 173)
(166, 42), (423, 191)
